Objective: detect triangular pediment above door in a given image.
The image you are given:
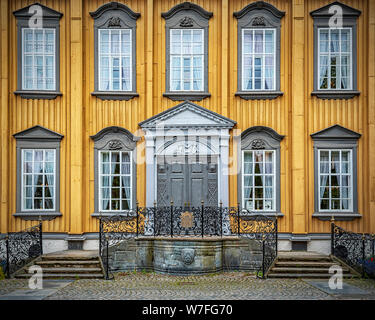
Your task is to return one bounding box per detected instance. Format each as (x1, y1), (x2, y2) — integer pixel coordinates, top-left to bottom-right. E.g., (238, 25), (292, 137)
(139, 101), (236, 130)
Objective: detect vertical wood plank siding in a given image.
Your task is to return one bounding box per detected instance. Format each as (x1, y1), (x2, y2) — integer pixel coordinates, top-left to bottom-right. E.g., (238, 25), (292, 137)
(0, 0), (374, 235)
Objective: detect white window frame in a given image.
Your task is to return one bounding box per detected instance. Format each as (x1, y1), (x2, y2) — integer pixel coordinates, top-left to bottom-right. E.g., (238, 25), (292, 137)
(317, 27), (353, 90)
(98, 150), (133, 212)
(169, 28), (204, 92)
(21, 149), (56, 211)
(318, 149), (353, 212)
(22, 28), (56, 91)
(241, 28), (276, 91)
(98, 29), (133, 92)
(242, 150), (276, 212)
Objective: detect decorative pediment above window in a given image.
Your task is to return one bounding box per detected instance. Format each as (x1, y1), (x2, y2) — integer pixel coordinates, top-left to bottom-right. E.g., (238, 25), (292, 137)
(162, 2), (213, 28)
(310, 1), (361, 19)
(234, 1), (285, 28)
(241, 126), (284, 150)
(90, 2), (140, 29)
(13, 125), (63, 142)
(311, 124), (361, 150)
(90, 126), (140, 151)
(311, 124), (361, 144)
(13, 2), (63, 21)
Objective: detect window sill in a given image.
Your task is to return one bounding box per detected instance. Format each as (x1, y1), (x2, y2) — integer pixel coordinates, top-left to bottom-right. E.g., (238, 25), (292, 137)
(13, 212), (62, 221)
(91, 211), (137, 219)
(163, 92), (211, 101)
(91, 91), (139, 101)
(312, 212), (362, 221)
(14, 90), (62, 100)
(311, 90), (360, 100)
(235, 91), (284, 100)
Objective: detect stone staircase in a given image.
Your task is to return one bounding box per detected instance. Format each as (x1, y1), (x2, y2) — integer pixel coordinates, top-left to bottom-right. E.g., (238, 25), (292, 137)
(15, 250), (105, 280)
(267, 251), (359, 279)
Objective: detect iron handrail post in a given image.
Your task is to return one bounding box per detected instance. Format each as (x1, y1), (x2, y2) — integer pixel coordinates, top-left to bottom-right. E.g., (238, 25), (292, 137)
(201, 200), (204, 238)
(105, 234), (109, 280)
(136, 201), (139, 237)
(153, 201), (157, 237)
(39, 219), (43, 256)
(237, 203), (240, 236)
(219, 201), (223, 237)
(99, 218), (102, 257)
(262, 234), (265, 279)
(5, 235), (10, 279)
(362, 233), (366, 277)
(275, 216), (278, 255)
(330, 216), (335, 256)
(170, 201), (174, 238)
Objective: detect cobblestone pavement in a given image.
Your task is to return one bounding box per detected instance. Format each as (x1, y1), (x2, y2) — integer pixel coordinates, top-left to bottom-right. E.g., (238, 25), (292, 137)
(1, 273), (375, 300)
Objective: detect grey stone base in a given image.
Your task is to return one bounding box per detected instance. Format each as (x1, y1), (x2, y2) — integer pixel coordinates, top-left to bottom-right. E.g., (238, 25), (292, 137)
(66, 235), (86, 250)
(106, 237), (263, 275)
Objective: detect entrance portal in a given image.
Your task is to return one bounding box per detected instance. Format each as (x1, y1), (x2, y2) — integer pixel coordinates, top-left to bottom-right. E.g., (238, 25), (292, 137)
(157, 156), (218, 207)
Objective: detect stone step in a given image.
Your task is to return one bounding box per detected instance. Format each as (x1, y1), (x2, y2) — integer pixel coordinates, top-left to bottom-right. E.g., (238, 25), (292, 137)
(275, 261), (337, 267)
(36, 260), (101, 268)
(41, 255), (99, 261)
(33, 267), (103, 274)
(15, 273), (104, 280)
(277, 255), (332, 262)
(267, 273), (355, 279)
(270, 267), (351, 274)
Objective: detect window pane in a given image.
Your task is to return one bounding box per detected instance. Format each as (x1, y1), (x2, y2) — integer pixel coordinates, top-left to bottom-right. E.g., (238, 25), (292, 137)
(242, 150), (276, 211)
(22, 29), (55, 90)
(318, 28), (352, 90)
(170, 29), (203, 92)
(318, 150), (353, 212)
(99, 29), (132, 91)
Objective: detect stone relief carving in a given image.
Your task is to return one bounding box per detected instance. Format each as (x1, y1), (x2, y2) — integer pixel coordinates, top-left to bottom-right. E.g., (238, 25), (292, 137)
(181, 248), (195, 265)
(108, 140), (123, 150)
(250, 139), (266, 149)
(252, 16), (266, 26)
(179, 16), (195, 27)
(107, 16), (122, 27)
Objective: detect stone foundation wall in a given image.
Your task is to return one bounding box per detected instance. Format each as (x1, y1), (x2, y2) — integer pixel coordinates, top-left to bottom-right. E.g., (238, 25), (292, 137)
(106, 237), (264, 275)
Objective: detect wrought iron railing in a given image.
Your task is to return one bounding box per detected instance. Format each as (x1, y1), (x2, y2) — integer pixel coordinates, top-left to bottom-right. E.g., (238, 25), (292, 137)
(229, 210), (278, 278)
(331, 221), (375, 278)
(99, 204), (278, 279)
(0, 222), (43, 278)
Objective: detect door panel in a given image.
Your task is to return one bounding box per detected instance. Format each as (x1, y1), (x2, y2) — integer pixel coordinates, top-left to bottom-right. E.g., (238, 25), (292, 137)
(157, 156), (218, 207)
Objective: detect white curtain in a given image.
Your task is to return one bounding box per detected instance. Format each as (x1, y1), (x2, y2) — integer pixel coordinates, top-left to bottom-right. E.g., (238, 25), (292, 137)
(320, 162), (329, 208)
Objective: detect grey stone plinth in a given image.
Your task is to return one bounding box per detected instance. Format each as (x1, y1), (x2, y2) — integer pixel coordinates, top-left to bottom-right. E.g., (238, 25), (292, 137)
(106, 237), (263, 275)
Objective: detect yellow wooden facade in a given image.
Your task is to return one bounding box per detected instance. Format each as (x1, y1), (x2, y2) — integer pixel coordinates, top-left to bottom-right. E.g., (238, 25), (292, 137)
(0, 0), (374, 239)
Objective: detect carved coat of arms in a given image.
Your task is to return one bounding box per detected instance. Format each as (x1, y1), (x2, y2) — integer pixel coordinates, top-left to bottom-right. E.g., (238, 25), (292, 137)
(181, 248), (195, 265)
